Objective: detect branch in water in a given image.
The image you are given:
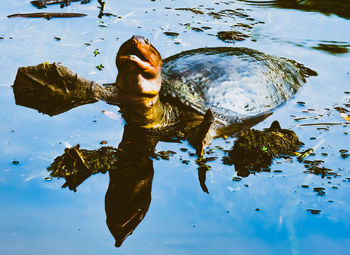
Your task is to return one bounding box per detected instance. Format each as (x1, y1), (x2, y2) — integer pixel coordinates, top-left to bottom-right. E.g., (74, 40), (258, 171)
(7, 12), (87, 19)
(299, 122), (349, 126)
(31, 0), (90, 9)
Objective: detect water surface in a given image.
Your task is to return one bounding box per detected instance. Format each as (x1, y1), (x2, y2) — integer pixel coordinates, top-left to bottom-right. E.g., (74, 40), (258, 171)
(0, 0), (350, 254)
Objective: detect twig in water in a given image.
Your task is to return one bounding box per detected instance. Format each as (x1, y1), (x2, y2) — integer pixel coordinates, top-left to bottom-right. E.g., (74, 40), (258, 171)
(113, 11), (135, 23)
(7, 12), (87, 19)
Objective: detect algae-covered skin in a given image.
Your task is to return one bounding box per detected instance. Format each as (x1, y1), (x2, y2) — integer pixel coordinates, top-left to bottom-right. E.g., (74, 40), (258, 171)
(161, 47), (317, 124)
(224, 121), (303, 177)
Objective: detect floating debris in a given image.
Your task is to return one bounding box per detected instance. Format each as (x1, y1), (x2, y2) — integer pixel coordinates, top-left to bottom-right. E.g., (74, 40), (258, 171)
(31, 0), (82, 9)
(300, 122), (348, 126)
(307, 209), (321, 215)
(217, 31), (248, 43)
(155, 150), (176, 160)
(163, 32), (179, 37)
(303, 160), (339, 178)
(208, 9), (249, 19)
(93, 49), (100, 57)
(192, 27), (204, 32)
(273, 170), (283, 173)
(7, 12), (87, 19)
(96, 64), (104, 71)
(313, 187), (326, 196)
(175, 8), (204, 15)
(181, 160), (190, 165)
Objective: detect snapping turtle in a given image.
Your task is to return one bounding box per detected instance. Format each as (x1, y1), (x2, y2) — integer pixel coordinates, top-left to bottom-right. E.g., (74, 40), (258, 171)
(115, 35), (316, 154)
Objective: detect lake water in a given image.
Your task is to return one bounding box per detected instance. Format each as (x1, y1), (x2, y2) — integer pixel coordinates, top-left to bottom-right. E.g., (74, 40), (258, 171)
(0, 1), (349, 254)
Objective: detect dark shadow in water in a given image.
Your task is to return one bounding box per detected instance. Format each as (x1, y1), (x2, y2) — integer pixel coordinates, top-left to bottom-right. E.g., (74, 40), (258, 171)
(238, 0), (350, 19)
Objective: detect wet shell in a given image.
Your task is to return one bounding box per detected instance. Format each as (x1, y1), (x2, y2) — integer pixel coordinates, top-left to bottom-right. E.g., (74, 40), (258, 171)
(161, 47), (316, 123)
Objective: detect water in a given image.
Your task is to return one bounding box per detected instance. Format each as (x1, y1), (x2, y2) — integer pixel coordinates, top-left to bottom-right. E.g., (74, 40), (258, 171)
(0, 1), (349, 254)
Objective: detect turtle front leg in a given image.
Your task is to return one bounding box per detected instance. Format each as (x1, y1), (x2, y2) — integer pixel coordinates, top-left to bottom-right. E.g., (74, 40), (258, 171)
(188, 108), (216, 157)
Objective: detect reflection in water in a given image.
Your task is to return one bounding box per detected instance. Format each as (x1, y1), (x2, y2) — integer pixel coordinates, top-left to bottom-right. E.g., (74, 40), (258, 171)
(238, 0), (350, 19)
(48, 145), (118, 191)
(105, 126), (158, 247)
(12, 55), (306, 247)
(223, 121), (302, 177)
(312, 42), (350, 55)
(48, 125), (159, 246)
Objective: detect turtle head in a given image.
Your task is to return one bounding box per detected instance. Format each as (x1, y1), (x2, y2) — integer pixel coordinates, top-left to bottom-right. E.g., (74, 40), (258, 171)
(116, 35), (162, 102)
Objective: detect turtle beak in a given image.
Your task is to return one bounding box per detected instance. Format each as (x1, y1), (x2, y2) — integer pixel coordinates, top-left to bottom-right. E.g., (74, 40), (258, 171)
(116, 35), (162, 76)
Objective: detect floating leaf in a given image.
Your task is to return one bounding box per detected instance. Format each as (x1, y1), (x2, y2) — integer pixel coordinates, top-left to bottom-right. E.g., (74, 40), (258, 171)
(93, 49), (100, 57)
(96, 64), (104, 71)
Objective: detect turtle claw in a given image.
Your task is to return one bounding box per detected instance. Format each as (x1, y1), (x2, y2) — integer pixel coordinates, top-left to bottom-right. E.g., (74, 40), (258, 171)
(188, 108), (216, 157)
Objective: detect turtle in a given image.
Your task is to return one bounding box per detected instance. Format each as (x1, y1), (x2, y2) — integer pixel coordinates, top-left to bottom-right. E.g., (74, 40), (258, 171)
(114, 35), (316, 155)
(12, 35), (316, 156)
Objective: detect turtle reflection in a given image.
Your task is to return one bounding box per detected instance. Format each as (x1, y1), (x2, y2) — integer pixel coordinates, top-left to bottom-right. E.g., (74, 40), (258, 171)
(105, 126), (157, 247)
(223, 121), (303, 177)
(48, 124), (159, 247)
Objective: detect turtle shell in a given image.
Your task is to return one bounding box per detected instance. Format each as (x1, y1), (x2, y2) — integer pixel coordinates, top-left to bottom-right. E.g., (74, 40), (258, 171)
(160, 47), (316, 123)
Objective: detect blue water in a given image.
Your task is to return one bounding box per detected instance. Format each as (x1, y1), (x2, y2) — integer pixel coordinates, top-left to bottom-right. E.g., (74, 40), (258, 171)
(0, 1), (349, 254)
